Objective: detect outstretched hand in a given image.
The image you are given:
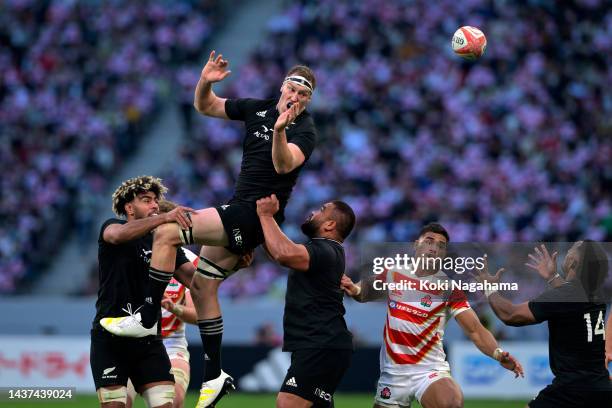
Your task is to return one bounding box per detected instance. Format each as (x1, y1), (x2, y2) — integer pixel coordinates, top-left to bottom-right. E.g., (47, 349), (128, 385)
(274, 102), (302, 132)
(473, 255), (505, 286)
(200, 50), (231, 83)
(256, 194), (280, 217)
(525, 244), (558, 281)
(499, 351), (524, 378)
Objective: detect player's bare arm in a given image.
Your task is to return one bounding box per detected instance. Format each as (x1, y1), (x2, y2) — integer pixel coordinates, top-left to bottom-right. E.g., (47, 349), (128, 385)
(103, 205), (195, 245)
(341, 274), (386, 303)
(194, 50), (230, 118)
(526, 244), (564, 288)
(474, 256), (537, 326)
(256, 194), (309, 271)
(272, 102), (306, 174)
(162, 291), (198, 325)
(455, 309), (524, 378)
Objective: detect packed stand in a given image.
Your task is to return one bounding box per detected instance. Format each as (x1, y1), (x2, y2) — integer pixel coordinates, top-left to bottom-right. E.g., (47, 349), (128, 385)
(0, 0), (220, 293)
(161, 0), (612, 299)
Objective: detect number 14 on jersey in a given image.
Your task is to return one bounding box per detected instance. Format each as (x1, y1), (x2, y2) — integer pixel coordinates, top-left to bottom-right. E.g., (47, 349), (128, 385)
(583, 310), (605, 342)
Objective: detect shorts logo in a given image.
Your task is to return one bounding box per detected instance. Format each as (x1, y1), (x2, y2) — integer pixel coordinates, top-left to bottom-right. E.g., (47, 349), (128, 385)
(428, 372), (438, 379)
(380, 387), (391, 399)
(285, 377), (298, 387)
(102, 366), (117, 379)
(420, 295), (433, 308)
(314, 388), (331, 401)
(389, 301), (396, 309)
(103, 367), (116, 375)
(233, 228), (243, 247)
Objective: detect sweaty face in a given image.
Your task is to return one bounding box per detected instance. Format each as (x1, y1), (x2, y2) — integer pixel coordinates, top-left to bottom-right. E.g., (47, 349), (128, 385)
(301, 203), (332, 238)
(128, 192), (160, 220)
(278, 81), (311, 113)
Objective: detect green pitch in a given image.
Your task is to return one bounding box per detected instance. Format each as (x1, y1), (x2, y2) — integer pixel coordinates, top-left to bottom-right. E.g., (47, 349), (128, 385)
(6, 392), (525, 407)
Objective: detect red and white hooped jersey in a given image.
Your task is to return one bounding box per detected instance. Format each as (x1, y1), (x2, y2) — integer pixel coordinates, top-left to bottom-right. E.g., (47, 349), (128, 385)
(161, 248), (197, 339)
(378, 267), (470, 374)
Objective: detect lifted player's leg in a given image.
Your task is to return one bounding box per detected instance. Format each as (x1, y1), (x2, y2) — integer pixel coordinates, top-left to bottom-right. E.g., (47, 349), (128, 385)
(100, 207), (232, 336)
(191, 245), (240, 408)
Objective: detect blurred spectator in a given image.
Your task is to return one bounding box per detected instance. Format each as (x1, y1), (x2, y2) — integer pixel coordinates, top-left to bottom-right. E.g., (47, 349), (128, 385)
(254, 322), (283, 347)
(0, 0), (220, 293)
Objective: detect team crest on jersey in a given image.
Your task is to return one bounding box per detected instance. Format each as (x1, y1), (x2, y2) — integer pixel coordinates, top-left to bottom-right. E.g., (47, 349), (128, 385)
(256, 110), (267, 117)
(380, 387), (391, 399)
(420, 295), (433, 308)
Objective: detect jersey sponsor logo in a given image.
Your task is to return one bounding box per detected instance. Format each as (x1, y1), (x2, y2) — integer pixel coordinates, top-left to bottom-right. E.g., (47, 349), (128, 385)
(428, 372), (438, 379)
(145, 297), (153, 305)
(256, 110), (267, 117)
(285, 377), (297, 387)
(220, 205), (229, 210)
(254, 124), (273, 141)
(232, 228), (243, 247)
(380, 386), (391, 399)
(420, 295), (433, 308)
(314, 388), (331, 401)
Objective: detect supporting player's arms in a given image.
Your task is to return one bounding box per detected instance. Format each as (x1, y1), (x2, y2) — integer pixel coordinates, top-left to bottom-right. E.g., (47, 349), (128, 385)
(272, 103), (306, 174)
(103, 206), (195, 245)
(256, 195), (309, 271)
(341, 274), (386, 303)
(456, 309), (524, 378)
(194, 50), (230, 119)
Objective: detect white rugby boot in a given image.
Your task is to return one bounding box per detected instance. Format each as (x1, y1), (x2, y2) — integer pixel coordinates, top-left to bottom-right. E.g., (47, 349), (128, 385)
(196, 370), (235, 407)
(99, 304), (157, 338)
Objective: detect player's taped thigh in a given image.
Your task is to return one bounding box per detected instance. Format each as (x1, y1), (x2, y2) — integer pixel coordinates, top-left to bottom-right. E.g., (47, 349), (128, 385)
(97, 386), (127, 404)
(142, 384), (175, 408)
(177, 213), (194, 245)
(195, 255), (233, 280)
(170, 367), (190, 391)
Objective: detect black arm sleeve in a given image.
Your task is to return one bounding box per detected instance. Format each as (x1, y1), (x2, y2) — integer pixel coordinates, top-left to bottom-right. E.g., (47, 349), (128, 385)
(528, 284), (585, 323)
(288, 117), (317, 160)
(225, 98), (260, 121)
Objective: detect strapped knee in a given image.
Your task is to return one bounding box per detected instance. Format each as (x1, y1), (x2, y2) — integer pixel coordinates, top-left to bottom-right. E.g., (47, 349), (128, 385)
(195, 256), (231, 280)
(142, 384), (175, 408)
(170, 367), (190, 391)
(97, 386), (127, 405)
(177, 212), (194, 245)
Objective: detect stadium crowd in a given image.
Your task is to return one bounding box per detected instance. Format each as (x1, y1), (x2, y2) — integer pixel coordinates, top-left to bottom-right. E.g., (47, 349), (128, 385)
(0, 0), (219, 292)
(162, 0), (612, 298)
(2, 0), (610, 298)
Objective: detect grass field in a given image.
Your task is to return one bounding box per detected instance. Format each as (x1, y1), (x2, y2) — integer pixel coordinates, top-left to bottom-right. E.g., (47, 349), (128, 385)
(6, 392), (526, 407)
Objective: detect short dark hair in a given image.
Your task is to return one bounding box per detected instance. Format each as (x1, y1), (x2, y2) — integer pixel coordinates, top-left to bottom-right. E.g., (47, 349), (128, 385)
(577, 240), (608, 301)
(331, 201), (355, 240)
(418, 223), (450, 242)
(286, 65), (316, 91)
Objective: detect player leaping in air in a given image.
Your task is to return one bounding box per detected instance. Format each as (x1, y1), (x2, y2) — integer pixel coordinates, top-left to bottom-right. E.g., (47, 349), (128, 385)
(342, 223), (523, 408)
(101, 51), (318, 407)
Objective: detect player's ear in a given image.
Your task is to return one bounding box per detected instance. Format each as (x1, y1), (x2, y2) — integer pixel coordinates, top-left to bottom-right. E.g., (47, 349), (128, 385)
(324, 220), (336, 232)
(125, 202), (134, 217)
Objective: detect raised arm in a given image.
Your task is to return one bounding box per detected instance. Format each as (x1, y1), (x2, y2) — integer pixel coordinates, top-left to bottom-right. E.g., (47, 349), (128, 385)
(194, 50), (230, 119)
(256, 195), (309, 271)
(455, 309), (524, 378)
(103, 206), (195, 245)
(272, 103), (306, 174)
